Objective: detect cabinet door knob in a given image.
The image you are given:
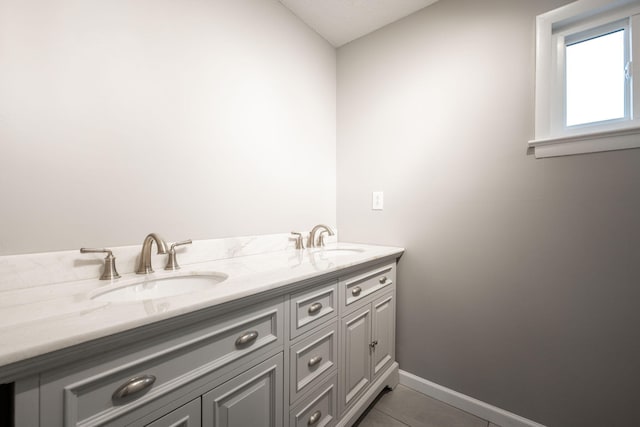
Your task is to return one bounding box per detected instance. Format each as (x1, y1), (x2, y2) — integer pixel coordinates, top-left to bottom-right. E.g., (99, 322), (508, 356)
(308, 302), (323, 315)
(351, 286), (362, 297)
(235, 330), (259, 348)
(379, 276), (387, 284)
(308, 355), (323, 368)
(112, 374), (156, 402)
(308, 410), (322, 425)
(369, 340), (378, 349)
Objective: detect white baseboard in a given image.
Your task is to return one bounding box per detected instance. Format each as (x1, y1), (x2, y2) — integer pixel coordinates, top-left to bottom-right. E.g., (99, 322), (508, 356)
(398, 370), (546, 427)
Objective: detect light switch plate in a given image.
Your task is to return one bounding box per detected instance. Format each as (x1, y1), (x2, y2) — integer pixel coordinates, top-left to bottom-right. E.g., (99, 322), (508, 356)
(372, 191), (384, 210)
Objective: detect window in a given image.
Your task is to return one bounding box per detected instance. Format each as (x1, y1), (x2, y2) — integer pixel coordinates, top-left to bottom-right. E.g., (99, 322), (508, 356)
(531, 0), (640, 158)
(566, 25), (627, 127)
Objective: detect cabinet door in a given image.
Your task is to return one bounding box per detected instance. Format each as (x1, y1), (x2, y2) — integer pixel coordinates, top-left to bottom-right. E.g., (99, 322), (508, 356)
(340, 305), (371, 411)
(146, 398), (201, 427)
(201, 354), (283, 427)
(371, 293), (395, 382)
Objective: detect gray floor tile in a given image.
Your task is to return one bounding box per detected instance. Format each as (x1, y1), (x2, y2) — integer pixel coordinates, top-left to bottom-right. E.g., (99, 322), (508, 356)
(374, 385), (488, 427)
(356, 408), (409, 427)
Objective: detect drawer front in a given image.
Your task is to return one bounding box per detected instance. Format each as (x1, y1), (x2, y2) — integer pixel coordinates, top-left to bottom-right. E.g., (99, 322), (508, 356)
(290, 281), (338, 339)
(340, 263), (395, 311)
(290, 375), (337, 427)
(41, 298), (284, 427)
(290, 323), (337, 404)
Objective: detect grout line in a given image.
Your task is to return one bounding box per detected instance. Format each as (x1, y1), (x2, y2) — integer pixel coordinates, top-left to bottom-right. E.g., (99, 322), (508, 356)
(368, 389), (412, 427)
(371, 408), (411, 426)
(420, 389), (491, 424)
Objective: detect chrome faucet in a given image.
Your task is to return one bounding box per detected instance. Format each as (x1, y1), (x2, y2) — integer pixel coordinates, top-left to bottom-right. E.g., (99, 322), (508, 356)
(307, 224), (335, 248)
(136, 233), (169, 274)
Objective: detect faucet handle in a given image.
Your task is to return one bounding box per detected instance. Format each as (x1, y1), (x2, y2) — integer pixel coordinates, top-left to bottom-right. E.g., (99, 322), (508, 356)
(291, 232), (304, 250)
(165, 240), (192, 271)
(80, 248), (121, 280)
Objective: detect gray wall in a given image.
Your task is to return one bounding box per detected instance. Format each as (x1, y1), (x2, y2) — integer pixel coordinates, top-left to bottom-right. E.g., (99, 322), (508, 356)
(337, 0), (640, 425)
(0, 0), (336, 255)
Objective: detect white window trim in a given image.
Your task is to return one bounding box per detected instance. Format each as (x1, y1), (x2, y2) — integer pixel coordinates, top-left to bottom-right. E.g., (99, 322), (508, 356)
(530, 0), (640, 158)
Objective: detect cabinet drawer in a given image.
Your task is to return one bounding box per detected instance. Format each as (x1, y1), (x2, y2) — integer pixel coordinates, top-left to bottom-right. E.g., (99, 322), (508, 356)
(290, 375), (337, 427)
(290, 323), (337, 404)
(290, 281), (338, 339)
(40, 298), (283, 427)
(340, 263), (395, 312)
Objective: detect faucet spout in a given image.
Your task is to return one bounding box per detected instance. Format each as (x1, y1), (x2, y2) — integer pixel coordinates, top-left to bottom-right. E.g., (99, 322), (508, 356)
(307, 224), (335, 248)
(136, 233), (169, 274)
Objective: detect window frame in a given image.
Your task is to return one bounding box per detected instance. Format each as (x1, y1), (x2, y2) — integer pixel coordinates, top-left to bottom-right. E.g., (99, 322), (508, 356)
(530, 0), (640, 158)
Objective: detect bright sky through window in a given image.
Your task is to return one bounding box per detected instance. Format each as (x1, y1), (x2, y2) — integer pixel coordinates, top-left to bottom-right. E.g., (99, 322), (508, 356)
(565, 30), (626, 127)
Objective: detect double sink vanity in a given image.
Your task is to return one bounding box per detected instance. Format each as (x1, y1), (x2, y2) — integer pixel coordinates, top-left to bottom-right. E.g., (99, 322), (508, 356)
(0, 231), (403, 427)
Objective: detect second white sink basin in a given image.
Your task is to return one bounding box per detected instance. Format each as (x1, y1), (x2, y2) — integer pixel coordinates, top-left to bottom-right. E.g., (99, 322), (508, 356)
(92, 273), (228, 303)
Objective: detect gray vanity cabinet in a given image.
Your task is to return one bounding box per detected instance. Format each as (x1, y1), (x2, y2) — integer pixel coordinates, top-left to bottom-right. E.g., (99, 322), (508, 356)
(13, 257), (400, 427)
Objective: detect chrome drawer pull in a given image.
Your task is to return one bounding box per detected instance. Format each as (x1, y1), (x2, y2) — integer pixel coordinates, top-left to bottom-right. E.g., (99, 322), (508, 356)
(235, 330), (259, 348)
(379, 276), (387, 284)
(112, 374), (156, 402)
(308, 355), (323, 368)
(308, 410), (322, 425)
(308, 302), (323, 315)
(351, 286), (362, 297)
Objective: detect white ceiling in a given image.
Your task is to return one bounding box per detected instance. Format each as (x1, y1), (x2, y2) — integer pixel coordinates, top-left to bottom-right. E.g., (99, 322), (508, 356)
(278, 0), (440, 47)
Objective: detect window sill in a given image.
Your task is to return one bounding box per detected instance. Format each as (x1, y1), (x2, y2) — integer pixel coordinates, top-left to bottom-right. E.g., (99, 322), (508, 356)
(528, 125), (640, 158)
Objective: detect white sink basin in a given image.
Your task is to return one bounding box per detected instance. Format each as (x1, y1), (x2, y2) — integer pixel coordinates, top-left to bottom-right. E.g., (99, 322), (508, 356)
(309, 248), (365, 257)
(91, 273), (228, 303)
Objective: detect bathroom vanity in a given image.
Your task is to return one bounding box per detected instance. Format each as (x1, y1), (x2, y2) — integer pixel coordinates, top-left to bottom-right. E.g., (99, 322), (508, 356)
(0, 241), (403, 427)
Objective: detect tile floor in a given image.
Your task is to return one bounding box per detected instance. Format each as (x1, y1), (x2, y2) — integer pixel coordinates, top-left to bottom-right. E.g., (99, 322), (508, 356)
(354, 385), (500, 427)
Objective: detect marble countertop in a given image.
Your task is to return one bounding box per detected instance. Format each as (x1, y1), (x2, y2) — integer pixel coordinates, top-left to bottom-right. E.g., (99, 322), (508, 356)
(0, 242), (403, 377)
